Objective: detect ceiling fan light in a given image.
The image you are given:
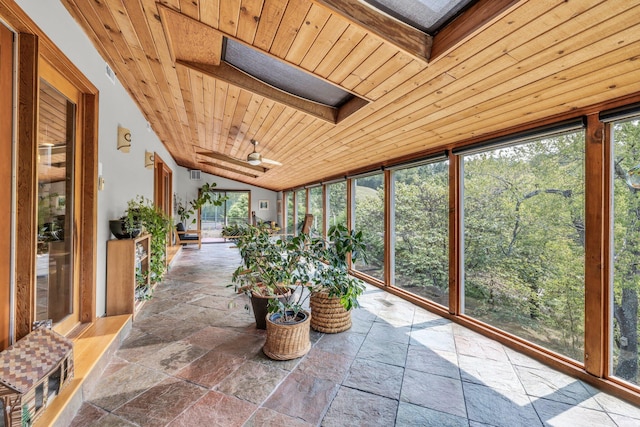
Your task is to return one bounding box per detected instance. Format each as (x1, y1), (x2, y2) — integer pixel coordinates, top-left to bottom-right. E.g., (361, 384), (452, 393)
(247, 158), (261, 166)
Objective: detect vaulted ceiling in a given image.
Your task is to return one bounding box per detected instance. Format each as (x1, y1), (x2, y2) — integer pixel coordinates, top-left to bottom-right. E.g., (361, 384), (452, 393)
(61, 0), (640, 191)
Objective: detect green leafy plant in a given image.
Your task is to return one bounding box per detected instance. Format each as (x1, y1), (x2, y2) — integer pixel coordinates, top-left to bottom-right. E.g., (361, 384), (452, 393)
(311, 223), (368, 311)
(124, 196), (171, 283)
(231, 224), (323, 323)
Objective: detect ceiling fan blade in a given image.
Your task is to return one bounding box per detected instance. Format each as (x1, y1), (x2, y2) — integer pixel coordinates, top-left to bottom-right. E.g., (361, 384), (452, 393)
(261, 157), (282, 166)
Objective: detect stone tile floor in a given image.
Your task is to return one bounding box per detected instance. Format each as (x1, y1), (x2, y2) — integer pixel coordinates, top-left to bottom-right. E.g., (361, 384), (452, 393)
(71, 243), (640, 426)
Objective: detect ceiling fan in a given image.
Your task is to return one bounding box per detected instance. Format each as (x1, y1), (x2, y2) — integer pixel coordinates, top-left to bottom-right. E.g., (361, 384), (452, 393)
(246, 139), (281, 166)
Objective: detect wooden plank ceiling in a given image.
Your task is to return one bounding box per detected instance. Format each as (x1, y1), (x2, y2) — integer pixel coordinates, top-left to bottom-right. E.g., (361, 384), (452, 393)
(61, 0), (640, 191)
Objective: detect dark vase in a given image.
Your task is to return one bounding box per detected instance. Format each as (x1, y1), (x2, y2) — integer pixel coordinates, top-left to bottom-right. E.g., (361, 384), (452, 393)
(250, 291), (289, 329)
(109, 219), (141, 239)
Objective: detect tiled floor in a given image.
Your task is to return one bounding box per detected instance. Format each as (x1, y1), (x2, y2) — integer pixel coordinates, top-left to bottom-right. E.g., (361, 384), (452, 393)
(71, 243), (640, 426)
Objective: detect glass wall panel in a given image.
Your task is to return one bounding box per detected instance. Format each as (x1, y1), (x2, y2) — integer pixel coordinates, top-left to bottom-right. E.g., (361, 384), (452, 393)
(309, 186), (323, 236)
(393, 161), (449, 306)
(462, 131), (585, 362)
(286, 191), (294, 236)
(327, 181), (347, 230)
(354, 173), (385, 281)
(611, 117), (640, 385)
(295, 189), (307, 234)
(201, 191), (249, 239)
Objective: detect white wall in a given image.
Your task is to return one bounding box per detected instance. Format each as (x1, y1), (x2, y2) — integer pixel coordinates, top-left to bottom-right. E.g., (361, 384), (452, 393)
(14, 1), (232, 316)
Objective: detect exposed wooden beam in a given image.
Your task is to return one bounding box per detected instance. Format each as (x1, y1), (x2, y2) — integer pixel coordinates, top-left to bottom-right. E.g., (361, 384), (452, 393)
(196, 150), (267, 173)
(431, 0), (522, 60)
(311, 0), (432, 62)
(198, 161), (261, 179)
(179, 60), (339, 123)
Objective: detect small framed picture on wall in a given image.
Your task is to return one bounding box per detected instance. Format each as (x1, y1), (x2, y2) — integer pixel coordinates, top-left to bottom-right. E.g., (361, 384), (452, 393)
(259, 200), (269, 210)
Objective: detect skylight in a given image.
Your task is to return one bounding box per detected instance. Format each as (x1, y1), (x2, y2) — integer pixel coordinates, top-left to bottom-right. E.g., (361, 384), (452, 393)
(223, 39), (354, 108)
(361, 0), (475, 34)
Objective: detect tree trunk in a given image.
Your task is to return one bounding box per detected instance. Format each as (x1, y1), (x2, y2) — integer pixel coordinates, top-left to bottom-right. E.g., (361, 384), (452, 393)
(614, 287), (639, 382)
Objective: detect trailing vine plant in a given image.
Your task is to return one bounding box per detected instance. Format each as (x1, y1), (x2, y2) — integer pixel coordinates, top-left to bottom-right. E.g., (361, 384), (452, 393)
(124, 196), (171, 283)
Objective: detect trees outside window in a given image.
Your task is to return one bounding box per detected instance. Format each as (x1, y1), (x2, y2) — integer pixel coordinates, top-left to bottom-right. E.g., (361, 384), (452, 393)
(393, 161), (449, 306)
(462, 132), (586, 362)
(354, 173), (385, 281)
(309, 186), (323, 236)
(327, 181), (347, 231)
(286, 192), (294, 236)
(295, 189), (306, 234)
(611, 118), (640, 384)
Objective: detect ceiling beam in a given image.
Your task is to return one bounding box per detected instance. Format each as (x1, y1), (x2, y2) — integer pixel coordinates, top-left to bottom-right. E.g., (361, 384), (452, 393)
(431, 0), (522, 60)
(196, 150), (267, 173)
(198, 161), (261, 179)
(178, 60), (339, 123)
(311, 0), (432, 62)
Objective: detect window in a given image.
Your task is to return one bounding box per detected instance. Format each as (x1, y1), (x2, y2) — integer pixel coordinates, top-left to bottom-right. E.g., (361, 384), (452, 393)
(461, 130), (585, 362)
(201, 190), (249, 239)
(362, 0), (474, 33)
(286, 192), (295, 236)
(392, 160), (449, 306)
(327, 181), (347, 230)
(295, 189), (307, 234)
(611, 116), (640, 385)
(224, 39), (353, 108)
(354, 173), (385, 281)
(309, 186), (323, 236)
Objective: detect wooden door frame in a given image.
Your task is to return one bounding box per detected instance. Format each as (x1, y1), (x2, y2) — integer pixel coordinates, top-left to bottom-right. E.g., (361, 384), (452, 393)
(0, 22), (14, 350)
(153, 153), (173, 217)
(2, 1), (99, 340)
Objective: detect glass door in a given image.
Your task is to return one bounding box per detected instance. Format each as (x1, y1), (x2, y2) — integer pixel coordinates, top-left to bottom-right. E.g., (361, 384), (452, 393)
(201, 191), (249, 240)
(36, 61), (81, 335)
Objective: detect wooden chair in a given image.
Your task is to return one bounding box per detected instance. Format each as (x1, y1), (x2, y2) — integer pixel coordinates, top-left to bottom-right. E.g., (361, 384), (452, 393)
(301, 213), (313, 234)
(174, 222), (202, 249)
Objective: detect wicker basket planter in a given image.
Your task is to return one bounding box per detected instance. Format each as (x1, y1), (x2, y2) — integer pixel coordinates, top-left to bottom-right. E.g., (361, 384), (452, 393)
(263, 310), (311, 360)
(310, 291), (352, 333)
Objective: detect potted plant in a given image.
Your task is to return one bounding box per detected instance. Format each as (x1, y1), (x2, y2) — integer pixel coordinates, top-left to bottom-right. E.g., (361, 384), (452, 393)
(124, 196), (171, 284)
(261, 233), (323, 360)
(309, 224), (367, 333)
(231, 224), (290, 329)
(231, 224), (322, 359)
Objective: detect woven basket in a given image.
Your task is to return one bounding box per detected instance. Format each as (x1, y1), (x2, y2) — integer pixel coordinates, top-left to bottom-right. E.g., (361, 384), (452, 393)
(263, 310), (311, 360)
(310, 291), (352, 333)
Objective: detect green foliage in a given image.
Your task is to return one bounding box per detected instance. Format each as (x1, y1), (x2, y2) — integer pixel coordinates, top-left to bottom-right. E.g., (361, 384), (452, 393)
(231, 223), (368, 321)
(353, 133), (588, 361)
(176, 182), (226, 226)
(226, 193), (249, 224)
(327, 181), (347, 229)
(231, 224), (321, 321)
(611, 119), (640, 382)
(313, 224), (367, 311)
(125, 196), (171, 283)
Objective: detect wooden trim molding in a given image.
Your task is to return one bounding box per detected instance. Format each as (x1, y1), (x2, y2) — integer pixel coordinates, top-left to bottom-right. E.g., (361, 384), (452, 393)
(0, 23), (14, 350)
(448, 152), (461, 315)
(584, 113), (606, 377)
(15, 32), (38, 341)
